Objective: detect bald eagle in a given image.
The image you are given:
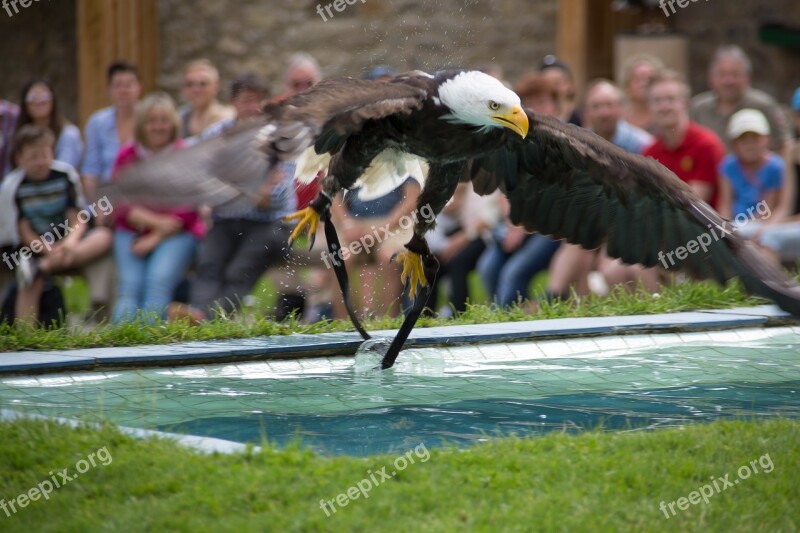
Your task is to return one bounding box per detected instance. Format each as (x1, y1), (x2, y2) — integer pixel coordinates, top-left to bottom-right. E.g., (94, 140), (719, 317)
(104, 69), (800, 355)
(260, 70), (800, 316)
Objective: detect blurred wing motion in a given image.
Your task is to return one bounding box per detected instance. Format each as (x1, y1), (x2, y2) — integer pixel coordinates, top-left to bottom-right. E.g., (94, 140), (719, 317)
(100, 119), (270, 208)
(469, 112), (800, 315)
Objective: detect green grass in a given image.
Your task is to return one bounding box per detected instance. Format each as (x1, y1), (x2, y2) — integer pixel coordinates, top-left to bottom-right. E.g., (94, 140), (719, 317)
(0, 276), (770, 352)
(0, 418), (796, 532)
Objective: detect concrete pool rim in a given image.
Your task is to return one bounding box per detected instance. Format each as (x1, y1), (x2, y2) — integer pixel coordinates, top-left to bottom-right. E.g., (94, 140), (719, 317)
(0, 305), (797, 376)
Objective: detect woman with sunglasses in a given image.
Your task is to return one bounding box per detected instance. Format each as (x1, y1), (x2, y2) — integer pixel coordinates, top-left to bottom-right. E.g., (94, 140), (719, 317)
(16, 78), (83, 169)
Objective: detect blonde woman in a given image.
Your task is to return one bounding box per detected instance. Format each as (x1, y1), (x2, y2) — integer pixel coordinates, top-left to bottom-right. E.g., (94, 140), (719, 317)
(110, 93), (204, 323)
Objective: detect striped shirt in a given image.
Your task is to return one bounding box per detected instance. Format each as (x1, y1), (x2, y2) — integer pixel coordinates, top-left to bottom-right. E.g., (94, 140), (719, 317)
(15, 168), (79, 237)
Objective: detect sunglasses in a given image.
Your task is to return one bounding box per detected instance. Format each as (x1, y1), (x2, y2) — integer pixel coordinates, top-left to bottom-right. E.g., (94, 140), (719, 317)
(184, 79), (211, 89)
(26, 94), (53, 104)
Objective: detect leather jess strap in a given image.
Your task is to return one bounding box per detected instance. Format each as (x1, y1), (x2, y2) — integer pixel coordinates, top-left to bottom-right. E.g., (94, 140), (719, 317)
(321, 210), (372, 341)
(318, 194), (439, 369)
(379, 253), (438, 369)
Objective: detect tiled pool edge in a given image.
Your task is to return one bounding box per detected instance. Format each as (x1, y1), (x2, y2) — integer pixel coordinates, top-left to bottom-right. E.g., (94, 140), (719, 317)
(0, 305), (796, 375)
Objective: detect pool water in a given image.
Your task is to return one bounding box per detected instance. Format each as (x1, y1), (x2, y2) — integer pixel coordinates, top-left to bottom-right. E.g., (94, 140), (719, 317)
(1, 327), (799, 456)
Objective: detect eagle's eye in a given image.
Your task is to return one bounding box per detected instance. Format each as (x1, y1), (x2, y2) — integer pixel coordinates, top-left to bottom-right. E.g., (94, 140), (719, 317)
(488, 101), (501, 111)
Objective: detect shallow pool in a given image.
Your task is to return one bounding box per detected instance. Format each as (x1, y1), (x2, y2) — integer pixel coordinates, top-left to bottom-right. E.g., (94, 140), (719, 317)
(1, 327), (799, 455)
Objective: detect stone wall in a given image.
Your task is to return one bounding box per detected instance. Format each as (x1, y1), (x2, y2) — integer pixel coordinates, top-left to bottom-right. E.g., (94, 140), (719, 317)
(0, 0), (77, 122)
(156, 0), (800, 106)
(157, 0), (559, 99)
(1, 0), (797, 128)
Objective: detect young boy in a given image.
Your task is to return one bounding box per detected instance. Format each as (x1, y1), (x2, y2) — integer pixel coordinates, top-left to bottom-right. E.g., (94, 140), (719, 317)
(7, 125), (112, 325)
(718, 108), (785, 223)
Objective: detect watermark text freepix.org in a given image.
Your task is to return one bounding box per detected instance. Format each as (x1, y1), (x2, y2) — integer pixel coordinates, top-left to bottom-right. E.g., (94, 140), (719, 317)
(658, 200), (770, 269)
(659, 0), (710, 18)
(1, 446), (113, 518)
(321, 203), (435, 269)
(316, 0), (366, 22)
(319, 443), (430, 516)
(659, 452), (774, 519)
(2, 0), (45, 18)
(1, 196), (114, 271)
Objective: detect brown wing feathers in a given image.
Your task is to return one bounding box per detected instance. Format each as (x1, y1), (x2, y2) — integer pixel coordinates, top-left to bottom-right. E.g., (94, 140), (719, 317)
(260, 77), (429, 160)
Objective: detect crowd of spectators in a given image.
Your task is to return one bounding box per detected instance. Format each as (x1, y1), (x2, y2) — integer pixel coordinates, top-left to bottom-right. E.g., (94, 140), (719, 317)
(1, 44), (800, 328)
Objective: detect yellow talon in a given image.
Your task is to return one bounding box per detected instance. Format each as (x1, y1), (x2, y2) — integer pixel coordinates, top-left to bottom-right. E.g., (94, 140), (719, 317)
(395, 250), (428, 301)
(283, 207), (320, 247)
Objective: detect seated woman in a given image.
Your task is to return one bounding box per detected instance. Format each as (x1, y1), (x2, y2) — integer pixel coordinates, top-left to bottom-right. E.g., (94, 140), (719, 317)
(110, 93), (204, 323)
(16, 78), (84, 170)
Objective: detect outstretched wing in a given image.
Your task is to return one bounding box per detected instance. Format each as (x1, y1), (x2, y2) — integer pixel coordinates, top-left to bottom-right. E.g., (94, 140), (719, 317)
(257, 75), (431, 171)
(100, 118), (271, 208)
(468, 111), (800, 315)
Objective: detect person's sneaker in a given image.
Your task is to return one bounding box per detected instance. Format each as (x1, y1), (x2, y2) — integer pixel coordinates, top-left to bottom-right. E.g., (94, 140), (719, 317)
(15, 255), (39, 289)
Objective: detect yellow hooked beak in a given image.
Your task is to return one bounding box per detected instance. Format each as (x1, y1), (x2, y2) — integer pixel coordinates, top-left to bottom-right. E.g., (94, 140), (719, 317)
(492, 104), (529, 138)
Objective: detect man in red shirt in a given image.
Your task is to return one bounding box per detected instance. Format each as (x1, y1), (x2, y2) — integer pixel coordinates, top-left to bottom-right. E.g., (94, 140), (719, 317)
(644, 70), (726, 210)
(598, 70), (727, 294)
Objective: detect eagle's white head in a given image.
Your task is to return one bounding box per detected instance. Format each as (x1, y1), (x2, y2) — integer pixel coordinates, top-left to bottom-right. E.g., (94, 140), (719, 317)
(437, 71), (529, 138)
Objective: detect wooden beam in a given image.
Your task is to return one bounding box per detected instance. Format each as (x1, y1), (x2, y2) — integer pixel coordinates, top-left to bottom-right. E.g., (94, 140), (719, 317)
(556, 0), (590, 93)
(558, 0), (651, 93)
(76, 0), (159, 128)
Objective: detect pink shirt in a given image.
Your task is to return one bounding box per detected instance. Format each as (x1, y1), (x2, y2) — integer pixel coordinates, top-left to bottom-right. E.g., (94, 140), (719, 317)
(110, 141), (205, 239)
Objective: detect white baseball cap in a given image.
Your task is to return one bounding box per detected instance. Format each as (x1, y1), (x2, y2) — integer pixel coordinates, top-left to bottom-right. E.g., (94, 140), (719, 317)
(727, 108), (770, 140)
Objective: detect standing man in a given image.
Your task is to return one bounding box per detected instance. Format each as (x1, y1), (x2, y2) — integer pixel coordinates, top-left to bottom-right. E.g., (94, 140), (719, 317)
(647, 70), (726, 208)
(274, 53), (322, 103)
(580, 79), (654, 154)
(169, 74), (297, 323)
(179, 59), (235, 139)
(691, 45), (795, 218)
(80, 61), (141, 320)
(599, 70), (727, 290)
(82, 61), (142, 206)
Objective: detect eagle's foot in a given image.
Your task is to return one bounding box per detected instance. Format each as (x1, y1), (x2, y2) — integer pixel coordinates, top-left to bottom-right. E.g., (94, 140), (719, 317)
(284, 207), (321, 248)
(283, 192), (332, 249)
(395, 250), (428, 301)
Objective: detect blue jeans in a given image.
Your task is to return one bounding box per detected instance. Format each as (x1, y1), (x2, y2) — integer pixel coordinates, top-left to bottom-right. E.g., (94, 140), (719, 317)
(112, 229), (198, 323)
(478, 233), (561, 307)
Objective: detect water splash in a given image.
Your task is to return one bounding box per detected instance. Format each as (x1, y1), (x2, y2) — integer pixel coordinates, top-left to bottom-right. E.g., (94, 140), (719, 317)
(353, 337), (393, 373)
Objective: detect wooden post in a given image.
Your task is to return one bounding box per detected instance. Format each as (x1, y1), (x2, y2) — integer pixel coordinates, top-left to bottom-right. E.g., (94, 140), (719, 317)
(557, 0), (648, 93)
(556, 0), (590, 93)
(76, 0), (159, 127)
